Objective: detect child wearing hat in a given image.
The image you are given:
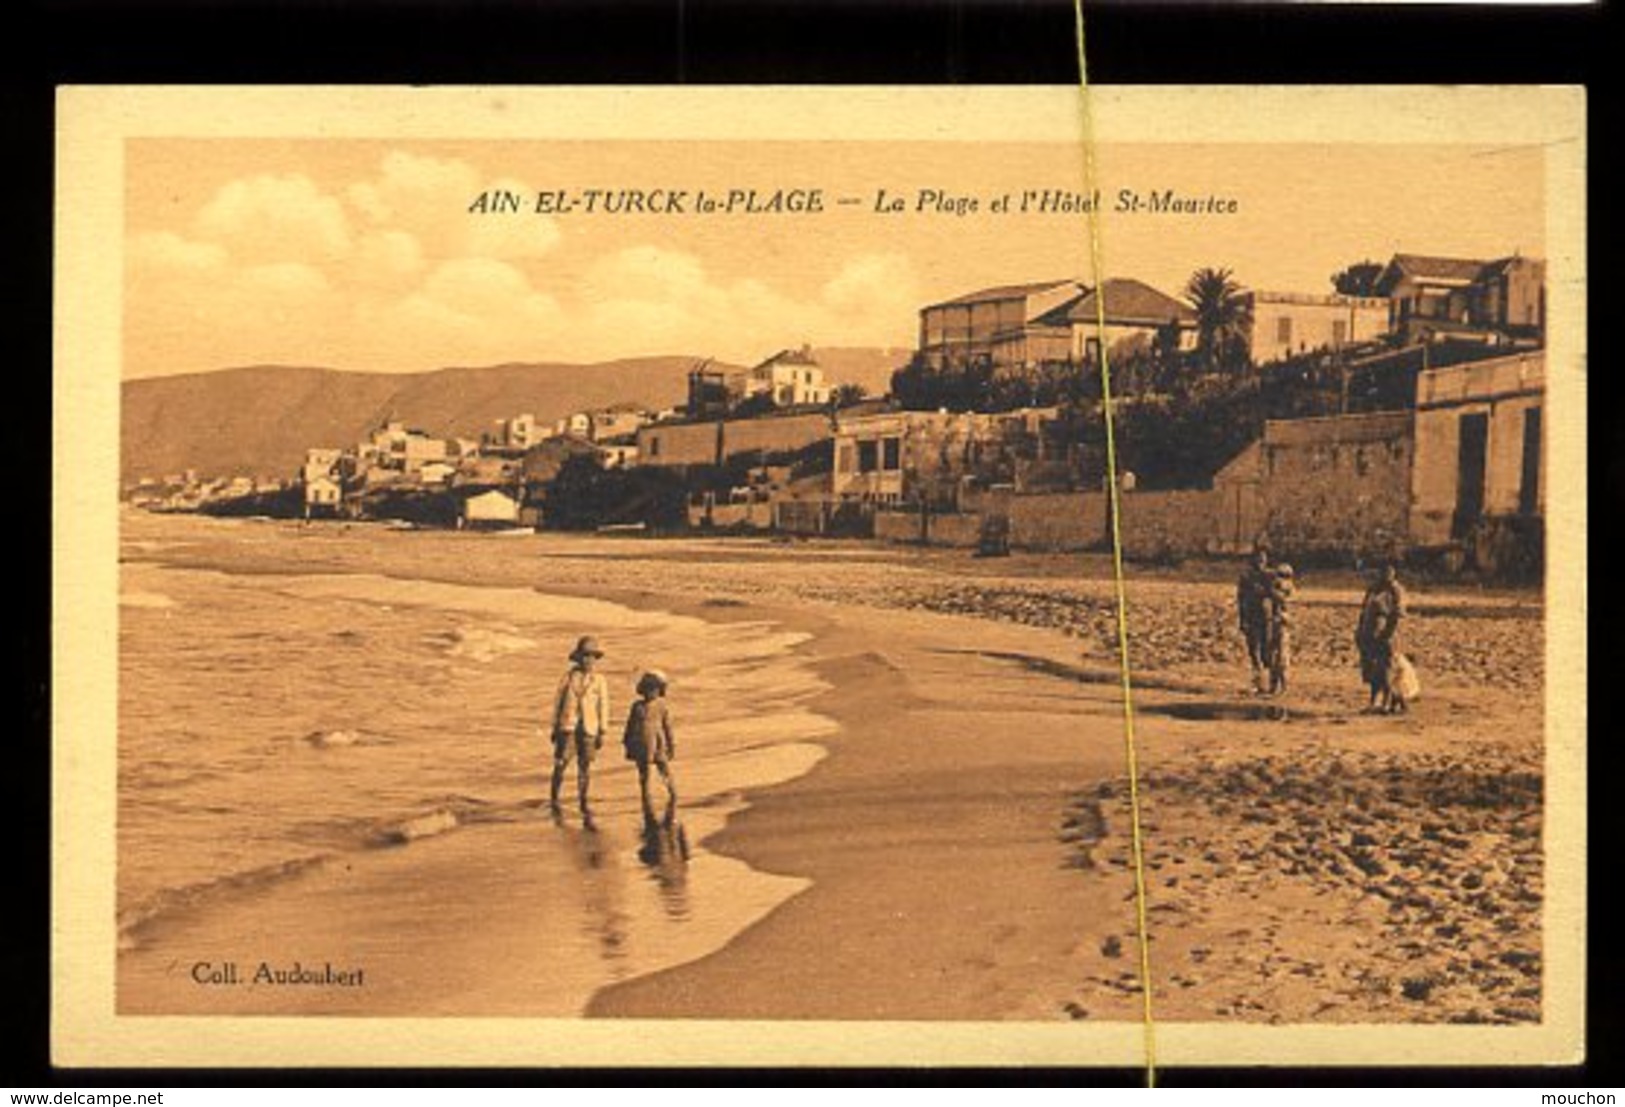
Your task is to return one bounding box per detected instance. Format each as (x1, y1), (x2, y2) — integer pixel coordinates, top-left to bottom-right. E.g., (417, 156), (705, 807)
(549, 635), (610, 820)
(623, 669), (677, 827)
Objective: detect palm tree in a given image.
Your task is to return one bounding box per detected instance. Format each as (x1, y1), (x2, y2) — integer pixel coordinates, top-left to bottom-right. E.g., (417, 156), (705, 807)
(1184, 266), (1253, 374)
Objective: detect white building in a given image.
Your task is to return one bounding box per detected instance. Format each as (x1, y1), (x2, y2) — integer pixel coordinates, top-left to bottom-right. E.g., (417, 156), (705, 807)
(1242, 291), (1390, 364)
(402, 434), (449, 472)
(304, 475), (342, 514)
(552, 413), (591, 439)
(743, 347), (832, 407)
(1059, 278), (1197, 364)
(493, 413), (541, 450)
(462, 488), (522, 528)
(594, 440), (640, 469)
(302, 447), (342, 485)
(1410, 350), (1544, 546)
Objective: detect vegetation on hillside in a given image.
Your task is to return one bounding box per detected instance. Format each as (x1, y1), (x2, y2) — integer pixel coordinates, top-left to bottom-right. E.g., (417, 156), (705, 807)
(887, 265), (1441, 489)
(543, 456), (690, 532)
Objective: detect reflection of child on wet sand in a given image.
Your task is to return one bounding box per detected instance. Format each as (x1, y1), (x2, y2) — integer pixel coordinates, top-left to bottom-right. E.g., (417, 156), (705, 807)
(623, 669), (678, 827)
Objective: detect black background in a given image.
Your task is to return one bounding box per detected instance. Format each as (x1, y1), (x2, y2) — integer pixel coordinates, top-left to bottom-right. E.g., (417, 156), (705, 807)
(5, 0), (1614, 1090)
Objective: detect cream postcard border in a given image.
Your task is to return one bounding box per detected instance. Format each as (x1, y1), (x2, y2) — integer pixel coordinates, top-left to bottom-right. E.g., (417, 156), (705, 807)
(54, 85), (1587, 1068)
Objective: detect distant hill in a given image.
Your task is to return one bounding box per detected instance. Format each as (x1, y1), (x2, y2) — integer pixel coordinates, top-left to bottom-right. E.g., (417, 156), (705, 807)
(120, 357), (731, 482)
(121, 347), (911, 482)
(811, 346), (911, 399)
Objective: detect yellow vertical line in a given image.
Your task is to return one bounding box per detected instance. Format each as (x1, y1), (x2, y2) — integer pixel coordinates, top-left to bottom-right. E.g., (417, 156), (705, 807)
(1071, 0), (1158, 1087)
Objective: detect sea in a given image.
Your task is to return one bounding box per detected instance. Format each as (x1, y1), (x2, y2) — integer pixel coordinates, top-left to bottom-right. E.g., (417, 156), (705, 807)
(115, 511), (834, 1016)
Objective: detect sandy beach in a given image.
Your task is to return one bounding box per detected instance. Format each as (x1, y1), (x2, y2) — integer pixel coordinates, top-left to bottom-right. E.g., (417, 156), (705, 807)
(119, 516), (1544, 1024)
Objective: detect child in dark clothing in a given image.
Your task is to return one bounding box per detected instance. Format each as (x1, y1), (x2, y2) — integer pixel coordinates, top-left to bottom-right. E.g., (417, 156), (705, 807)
(623, 669), (677, 826)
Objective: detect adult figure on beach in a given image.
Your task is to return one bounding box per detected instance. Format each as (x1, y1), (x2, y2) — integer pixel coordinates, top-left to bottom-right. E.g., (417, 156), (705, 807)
(1236, 545), (1274, 694)
(1356, 562), (1407, 713)
(550, 635), (611, 823)
(623, 669), (678, 827)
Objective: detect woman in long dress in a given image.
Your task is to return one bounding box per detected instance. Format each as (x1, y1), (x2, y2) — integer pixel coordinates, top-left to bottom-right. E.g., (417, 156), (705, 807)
(1355, 563), (1406, 713)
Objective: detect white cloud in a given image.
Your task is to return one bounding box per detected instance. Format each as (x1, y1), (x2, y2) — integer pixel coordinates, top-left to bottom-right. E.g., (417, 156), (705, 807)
(570, 246), (919, 362)
(348, 150), (471, 227)
(127, 153), (578, 374)
(127, 155), (918, 375)
(126, 248), (344, 372)
(583, 245), (713, 305)
(822, 253), (918, 320)
(354, 230), (426, 290)
(466, 178), (562, 261)
(420, 257), (554, 318)
(128, 230), (227, 274)
(241, 262), (331, 299)
(348, 151), (559, 262)
(348, 257), (567, 368)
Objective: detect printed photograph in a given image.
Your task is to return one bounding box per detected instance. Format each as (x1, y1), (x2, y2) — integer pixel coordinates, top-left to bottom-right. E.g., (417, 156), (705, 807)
(56, 86), (1584, 1064)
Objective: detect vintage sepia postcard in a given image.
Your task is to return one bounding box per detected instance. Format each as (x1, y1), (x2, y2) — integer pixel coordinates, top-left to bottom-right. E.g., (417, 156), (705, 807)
(54, 85), (1585, 1068)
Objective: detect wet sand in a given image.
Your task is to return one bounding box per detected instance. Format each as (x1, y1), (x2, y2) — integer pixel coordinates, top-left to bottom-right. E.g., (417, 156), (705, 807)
(589, 606), (1132, 1020)
(117, 793), (813, 1017)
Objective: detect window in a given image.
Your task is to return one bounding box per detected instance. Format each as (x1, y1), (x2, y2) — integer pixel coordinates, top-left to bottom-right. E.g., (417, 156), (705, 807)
(1276, 317), (1293, 344)
(837, 443), (855, 473)
(1453, 412), (1490, 537)
(648, 436), (660, 458)
(857, 440), (879, 473)
(882, 437), (902, 471)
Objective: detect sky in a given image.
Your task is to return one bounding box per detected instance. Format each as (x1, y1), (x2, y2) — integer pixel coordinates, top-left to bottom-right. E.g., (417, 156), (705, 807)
(123, 138), (1546, 378)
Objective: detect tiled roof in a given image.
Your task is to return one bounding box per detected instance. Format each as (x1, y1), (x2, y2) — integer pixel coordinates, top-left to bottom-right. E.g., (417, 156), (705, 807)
(1384, 254), (1490, 283)
(1054, 278), (1195, 327)
(1475, 255), (1537, 280)
(1376, 252), (1544, 297)
(754, 347), (821, 369)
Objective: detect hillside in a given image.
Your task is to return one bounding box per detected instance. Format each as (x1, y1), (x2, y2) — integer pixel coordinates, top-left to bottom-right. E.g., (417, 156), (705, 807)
(811, 346), (912, 399)
(121, 357), (714, 482)
(121, 348), (905, 482)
